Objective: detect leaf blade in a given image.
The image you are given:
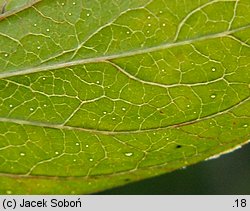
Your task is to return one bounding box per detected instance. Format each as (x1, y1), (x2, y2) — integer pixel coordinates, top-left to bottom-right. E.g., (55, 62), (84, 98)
(0, 0), (249, 194)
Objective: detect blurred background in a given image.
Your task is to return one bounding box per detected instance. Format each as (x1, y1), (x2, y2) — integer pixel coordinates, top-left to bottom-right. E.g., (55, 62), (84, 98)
(98, 143), (250, 194)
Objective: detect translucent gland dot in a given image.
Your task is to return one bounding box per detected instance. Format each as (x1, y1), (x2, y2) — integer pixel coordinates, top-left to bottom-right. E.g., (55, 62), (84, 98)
(9, 104), (13, 108)
(89, 158), (93, 162)
(20, 152), (25, 156)
(159, 10), (163, 14)
(42, 77), (46, 80)
(209, 122), (213, 125)
(166, 137), (169, 140)
(37, 46), (41, 50)
(125, 152), (133, 157)
(138, 116), (141, 119)
(46, 29), (50, 32)
(186, 104), (190, 108)
(147, 30), (150, 33)
(34, 23), (37, 27)
(73, 2), (76, 5)
(147, 16), (151, 19)
(210, 94), (216, 99)
(87, 13), (90, 17)
(43, 104), (47, 107)
(69, 13), (72, 16)
(103, 111), (107, 114)
(61, 2), (65, 6)
(122, 107), (126, 111)
(85, 144), (89, 148)
(55, 151), (59, 155)
(4, 53), (8, 57)
(126, 31), (130, 34)
(75, 142), (80, 146)
(96, 80), (100, 84)
(153, 132), (156, 135)
(243, 124), (248, 128)
(148, 23), (151, 27)
(161, 69), (165, 72)
(212, 67), (216, 72)
(30, 108), (34, 111)
(93, 118), (96, 121)
(162, 23), (166, 26)
(73, 159), (77, 162)
(193, 111), (197, 114)
(112, 117), (116, 120)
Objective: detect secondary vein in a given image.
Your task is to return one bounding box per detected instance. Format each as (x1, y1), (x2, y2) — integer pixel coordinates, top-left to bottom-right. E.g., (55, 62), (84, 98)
(0, 96), (248, 134)
(0, 24), (249, 79)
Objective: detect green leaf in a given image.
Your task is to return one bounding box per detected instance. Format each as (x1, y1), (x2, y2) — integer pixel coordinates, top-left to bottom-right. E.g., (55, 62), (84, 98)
(0, 0), (249, 194)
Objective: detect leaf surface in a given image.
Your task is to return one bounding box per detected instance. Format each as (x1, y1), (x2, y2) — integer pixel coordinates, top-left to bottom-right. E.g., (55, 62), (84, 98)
(0, 0), (249, 194)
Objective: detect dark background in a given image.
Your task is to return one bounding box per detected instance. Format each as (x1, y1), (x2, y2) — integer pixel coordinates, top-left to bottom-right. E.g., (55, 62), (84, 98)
(98, 143), (250, 194)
